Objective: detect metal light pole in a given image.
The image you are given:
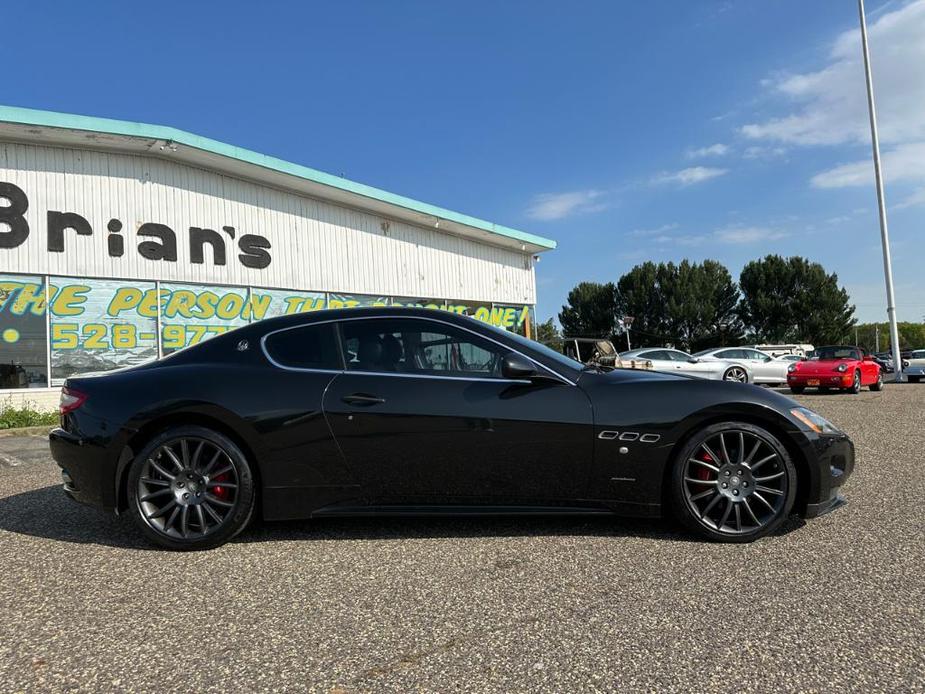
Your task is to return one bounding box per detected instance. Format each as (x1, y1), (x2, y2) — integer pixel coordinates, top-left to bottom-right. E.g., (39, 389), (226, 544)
(858, 0), (904, 381)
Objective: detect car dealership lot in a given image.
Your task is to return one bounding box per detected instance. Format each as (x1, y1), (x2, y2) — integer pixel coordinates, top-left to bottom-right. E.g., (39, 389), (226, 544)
(1, 387), (923, 692)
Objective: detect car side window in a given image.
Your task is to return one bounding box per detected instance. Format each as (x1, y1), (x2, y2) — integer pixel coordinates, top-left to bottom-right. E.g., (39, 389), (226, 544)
(339, 318), (506, 378)
(640, 350), (668, 361)
(263, 323), (341, 370)
(665, 351), (691, 361)
(716, 349), (738, 359)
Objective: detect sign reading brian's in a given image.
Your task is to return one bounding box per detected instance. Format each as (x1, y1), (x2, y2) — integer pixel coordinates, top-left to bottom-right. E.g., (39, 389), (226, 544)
(0, 181), (272, 269)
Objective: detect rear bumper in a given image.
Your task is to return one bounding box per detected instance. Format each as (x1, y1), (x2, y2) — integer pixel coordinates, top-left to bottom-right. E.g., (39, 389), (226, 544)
(802, 434), (854, 519)
(49, 427), (120, 510)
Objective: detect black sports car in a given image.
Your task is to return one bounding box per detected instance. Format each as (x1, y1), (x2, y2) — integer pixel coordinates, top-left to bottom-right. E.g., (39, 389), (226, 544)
(50, 307), (854, 550)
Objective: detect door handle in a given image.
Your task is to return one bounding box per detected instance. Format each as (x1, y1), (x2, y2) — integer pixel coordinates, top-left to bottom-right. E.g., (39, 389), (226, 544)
(342, 393), (386, 406)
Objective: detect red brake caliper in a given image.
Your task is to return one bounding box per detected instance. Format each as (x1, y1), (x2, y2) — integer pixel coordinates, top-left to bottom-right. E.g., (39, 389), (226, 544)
(696, 452), (714, 481)
(211, 472), (230, 500)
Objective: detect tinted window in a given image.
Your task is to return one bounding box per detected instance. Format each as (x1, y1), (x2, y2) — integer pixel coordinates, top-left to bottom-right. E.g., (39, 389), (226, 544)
(815, 347), (861, 360)
(340, 318), (505, 378)
(264, 324), (340, 370)
(716, 350), (739, 359)
(665, 350), (692, 361)
(638, 350), (669, 360)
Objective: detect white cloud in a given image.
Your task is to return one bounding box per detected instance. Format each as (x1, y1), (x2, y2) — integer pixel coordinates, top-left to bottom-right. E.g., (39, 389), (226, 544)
(742, 145), (787, 160)
(645, 225), (787, 246)
(741, 0), (925, 146)
(686, 143), (729, 158)
(525, 189), (607, 221)
(810, 141), (925, 188)
(651, 166), (728, 186)
(713, 226), (788, 244)
(896, 187), (925, 209)
(629, 222), (679, 237)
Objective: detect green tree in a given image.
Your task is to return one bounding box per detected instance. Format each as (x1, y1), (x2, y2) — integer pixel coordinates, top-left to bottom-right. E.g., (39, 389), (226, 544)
(854, 322), (925, 352)
(558, 282), (617, 337)
(738, 255), (856, 344)
(615, 259), (742, 351)
(534, 318), (563, 351)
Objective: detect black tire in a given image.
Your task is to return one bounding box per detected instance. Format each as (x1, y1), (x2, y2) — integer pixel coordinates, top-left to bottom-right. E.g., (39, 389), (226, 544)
(723, 366), (749, 384)
(870, 372), (883, 391)
(127, 425), (256, 550)
(671, 421), (797, 543)
(789, 386), (805, 395)
(909, 376), (921, 384)
(846, 370), (861, 394)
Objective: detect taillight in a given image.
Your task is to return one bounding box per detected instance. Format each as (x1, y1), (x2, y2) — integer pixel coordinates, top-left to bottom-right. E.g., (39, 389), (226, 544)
(59, 386), (88, 415)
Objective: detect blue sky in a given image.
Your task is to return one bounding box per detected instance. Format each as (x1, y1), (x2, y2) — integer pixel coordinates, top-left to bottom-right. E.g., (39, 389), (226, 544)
(3, 0), (923, 324)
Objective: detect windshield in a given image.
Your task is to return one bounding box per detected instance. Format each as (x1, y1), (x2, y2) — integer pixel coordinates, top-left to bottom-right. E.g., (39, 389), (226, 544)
(814, 346), (860, 360)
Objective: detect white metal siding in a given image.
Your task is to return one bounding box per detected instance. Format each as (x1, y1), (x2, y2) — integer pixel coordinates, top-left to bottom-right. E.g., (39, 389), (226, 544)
(0, 142), (536, 304)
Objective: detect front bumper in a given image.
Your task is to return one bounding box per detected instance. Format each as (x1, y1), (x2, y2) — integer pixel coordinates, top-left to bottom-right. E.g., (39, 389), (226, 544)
(787, 372), (853, 388)
(802, 433), (855, 518)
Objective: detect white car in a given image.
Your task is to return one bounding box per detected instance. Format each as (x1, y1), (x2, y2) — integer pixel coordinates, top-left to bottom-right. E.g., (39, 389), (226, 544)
(620, 348), (752, 382)
(693, 347), (790, 385)
(905, 349), (925, 383)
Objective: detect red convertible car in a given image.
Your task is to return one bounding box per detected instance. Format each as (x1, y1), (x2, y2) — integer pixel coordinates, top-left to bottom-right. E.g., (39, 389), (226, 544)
(786, 345), (882, 394)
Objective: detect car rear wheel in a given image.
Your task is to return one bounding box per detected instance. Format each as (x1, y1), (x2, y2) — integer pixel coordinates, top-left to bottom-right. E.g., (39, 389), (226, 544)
(127, 425), (255, 550)
(846, 370), (861, 394)
(723, 366), (748, 383)
(671, 422), (796, 542)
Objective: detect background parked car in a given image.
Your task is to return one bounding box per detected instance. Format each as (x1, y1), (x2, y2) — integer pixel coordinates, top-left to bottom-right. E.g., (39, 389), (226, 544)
(779, 354), (805, 363)
(620, 348), (752, 382)
(904, 349), (925, 383)
(693, 347), (789, 385)
(786, 345), (882, 394)
(872, 352), (895, 373)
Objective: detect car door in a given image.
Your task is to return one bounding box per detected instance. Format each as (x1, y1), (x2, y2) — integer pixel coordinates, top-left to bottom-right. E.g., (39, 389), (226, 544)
(322, 316), (594, 505)
(635, 350), (677, 374)
(665, 349), (717, 378)
(741, 348), (782, 382)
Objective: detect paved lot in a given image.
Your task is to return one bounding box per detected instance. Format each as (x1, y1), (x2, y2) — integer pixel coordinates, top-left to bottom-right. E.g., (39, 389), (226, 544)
(1, 385), (923, 693)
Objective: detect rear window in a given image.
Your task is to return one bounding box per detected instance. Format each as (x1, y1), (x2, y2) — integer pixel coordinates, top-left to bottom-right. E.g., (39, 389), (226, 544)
(263, 324), (341, 370)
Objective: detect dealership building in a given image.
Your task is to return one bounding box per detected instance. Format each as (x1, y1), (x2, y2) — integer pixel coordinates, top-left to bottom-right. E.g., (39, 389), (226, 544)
(0, 105), (556, 409)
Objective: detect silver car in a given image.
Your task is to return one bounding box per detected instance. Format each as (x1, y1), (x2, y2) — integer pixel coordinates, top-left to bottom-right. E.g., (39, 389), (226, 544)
(620, 348), (753, 382)
(693, 347), (790, 385)
(905, 349), (925, 383)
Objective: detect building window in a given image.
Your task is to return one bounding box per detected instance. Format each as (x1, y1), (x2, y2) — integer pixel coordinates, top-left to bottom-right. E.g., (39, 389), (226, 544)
(249, 288), (326, 319)
(0, 274), (48, 389)
(326, 293), (389, 309)
(159, 282), (250, 354)
(49, 277), (158, 384)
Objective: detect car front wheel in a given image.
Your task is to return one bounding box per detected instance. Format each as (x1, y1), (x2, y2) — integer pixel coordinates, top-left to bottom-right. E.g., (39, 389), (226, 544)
(870, 372), (883, 391)
(671, 422), (796, 542)
(723, 366), (749, 383)
(846, 370), (861, 394)
(127, 425), (256, 550)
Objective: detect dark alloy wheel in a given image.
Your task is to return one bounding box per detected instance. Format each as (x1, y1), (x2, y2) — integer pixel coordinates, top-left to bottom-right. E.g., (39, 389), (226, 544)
(847, 370), (861, 394)
(723, 366), (749, 384)
(127, 425), (255, 550)
(870, 372), (883, 391)
(671, 422), (796, 542)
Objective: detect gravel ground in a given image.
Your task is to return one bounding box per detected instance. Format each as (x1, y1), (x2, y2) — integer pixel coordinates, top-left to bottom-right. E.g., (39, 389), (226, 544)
(0, 385), (923, 693)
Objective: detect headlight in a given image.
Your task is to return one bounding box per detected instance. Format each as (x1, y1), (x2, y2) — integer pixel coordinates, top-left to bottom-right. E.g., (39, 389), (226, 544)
(836, 363), (848, 372)
(790, 407), (841, 435)
(787, 364), (796, 373)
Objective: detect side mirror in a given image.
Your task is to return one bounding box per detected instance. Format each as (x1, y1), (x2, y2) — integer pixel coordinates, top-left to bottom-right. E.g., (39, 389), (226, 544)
(501, 352), (538, 380)
(688, 358), (699, 364)
(763, 356), (773, 362)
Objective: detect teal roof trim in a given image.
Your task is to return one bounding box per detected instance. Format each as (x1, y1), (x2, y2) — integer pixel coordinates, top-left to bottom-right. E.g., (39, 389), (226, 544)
(0, 104), (556, 251)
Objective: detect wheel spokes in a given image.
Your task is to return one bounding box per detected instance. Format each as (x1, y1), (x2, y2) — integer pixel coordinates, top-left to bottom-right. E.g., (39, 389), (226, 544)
(136, 437), (239, 541)
(682, 429), (788, 535)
